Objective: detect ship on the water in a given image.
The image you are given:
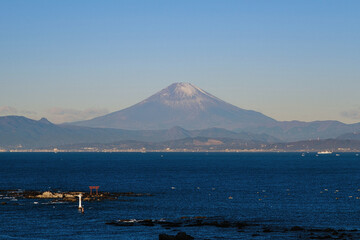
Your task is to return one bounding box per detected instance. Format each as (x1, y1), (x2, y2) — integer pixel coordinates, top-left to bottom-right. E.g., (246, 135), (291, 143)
(317, 151), (333, 154)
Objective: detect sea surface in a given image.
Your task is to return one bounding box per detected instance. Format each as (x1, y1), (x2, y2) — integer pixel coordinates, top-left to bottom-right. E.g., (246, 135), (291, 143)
(1, 152), (360, 239)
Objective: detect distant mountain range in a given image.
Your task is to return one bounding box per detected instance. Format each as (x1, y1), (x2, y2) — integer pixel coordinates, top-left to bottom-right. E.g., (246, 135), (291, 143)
(0, 116), (276, 149)
(1, 82), (360, 150)
(1, 115), (360, 151)
(246, 120), (360, 142)
(70, 82), (360, 142)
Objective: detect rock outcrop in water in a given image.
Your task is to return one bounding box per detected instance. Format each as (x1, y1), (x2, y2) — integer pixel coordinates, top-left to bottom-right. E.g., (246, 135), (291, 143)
(159, 232), (194, 240)
(106, 217), (360, 239)
(36, 191), (65, 198)
(1, 190), (152, 202)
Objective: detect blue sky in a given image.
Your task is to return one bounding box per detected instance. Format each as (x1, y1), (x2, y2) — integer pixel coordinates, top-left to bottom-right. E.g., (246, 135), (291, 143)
(1, 0), (359, 123)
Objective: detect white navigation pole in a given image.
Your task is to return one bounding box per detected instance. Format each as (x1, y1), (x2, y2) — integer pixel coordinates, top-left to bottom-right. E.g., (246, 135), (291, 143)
(78, 194), (84, 213)
(78, 194), (82, 208)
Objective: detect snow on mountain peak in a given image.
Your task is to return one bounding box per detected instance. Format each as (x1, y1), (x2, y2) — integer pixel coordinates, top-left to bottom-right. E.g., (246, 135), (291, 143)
(140, 82), (222, 110)
(162, 82), (215, 99)
(173, 82), (198, 97)
(138, 82), (225, 111)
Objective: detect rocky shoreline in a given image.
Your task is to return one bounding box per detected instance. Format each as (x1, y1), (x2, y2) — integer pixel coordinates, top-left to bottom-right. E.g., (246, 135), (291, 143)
(107, 216), (360, 239)
(0, 189), (152, 203)
(2, 189), (359, 239)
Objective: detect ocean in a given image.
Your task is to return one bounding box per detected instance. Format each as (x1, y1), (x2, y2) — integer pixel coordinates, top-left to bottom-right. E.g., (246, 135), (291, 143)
(1, 152), (360, 239)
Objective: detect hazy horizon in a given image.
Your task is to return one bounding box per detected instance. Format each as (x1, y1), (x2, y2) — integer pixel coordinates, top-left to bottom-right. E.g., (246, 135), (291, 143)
(1, 1), (359, 124)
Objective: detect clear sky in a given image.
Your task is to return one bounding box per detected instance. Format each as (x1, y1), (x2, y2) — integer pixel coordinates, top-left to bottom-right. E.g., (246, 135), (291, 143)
(1, 0), (359, 124)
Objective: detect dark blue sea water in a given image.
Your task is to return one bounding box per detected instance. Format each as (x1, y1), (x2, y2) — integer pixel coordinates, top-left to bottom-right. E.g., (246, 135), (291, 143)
(1, 152), (360, 239)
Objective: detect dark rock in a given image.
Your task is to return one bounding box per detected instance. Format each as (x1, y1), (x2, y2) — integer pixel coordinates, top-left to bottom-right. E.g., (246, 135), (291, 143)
(105, 222), (116, 226)
(1, 202), (6, 205)
(159, 232), (194, 240)
(175, 232), (194, 240)
(290, 226), (305, 231)
(184, 219), (203, 227)
(263, 227), (272, 233)
(215, 221), (231, 228)
(142, 219), (155, 226)
(107, 216), (360, 239)
(235, 221), (250, 229)
(159, 233), (174, 240)
(158, 221), (182, 228)
(338, 233), (348, 238)
(315, 235), (332, 239)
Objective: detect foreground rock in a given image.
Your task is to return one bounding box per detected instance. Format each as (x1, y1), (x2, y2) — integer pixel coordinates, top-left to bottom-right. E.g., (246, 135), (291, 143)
(0, 189), (152, 202)
(107, 217), (360, 239)
(159, 232), (194, 240)
(106, 216), (255, 229)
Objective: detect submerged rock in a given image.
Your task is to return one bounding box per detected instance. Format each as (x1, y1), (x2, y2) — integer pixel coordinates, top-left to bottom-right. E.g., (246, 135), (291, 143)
(159, 232), (194, 240)
(107, 216), (360, 239)
(107, 217), (255, 231)
(290, 226), (305, 231)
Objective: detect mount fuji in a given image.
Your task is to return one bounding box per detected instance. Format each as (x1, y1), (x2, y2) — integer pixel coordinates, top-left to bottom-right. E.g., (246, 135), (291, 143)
(71, 82), (276, 130)
(2, 82), (360, 149)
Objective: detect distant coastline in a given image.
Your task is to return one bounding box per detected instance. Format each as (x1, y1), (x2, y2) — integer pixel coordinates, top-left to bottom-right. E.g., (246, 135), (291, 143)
(1, 149), (359, 153)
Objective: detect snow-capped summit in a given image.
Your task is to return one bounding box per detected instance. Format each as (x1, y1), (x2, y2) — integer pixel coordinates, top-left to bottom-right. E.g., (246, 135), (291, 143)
(71, 82), (276, 130)
(161, 82), (213, 98)
(142, 82), (222, 110)
(173, 82), (199, 97)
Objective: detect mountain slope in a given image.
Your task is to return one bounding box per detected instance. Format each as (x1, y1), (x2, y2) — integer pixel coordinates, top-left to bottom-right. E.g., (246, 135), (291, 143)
(245, 121), (360, 142)
(71, 82), (276, 130)
(337, 131), (360, 141)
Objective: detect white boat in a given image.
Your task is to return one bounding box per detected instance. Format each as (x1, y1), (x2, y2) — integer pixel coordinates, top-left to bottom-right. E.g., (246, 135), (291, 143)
(317, 151), (332, 154)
